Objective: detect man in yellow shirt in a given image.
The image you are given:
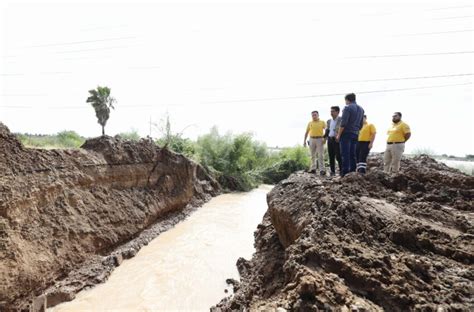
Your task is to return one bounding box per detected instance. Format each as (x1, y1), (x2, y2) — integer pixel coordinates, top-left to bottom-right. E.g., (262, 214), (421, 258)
(384, 112), (411, 173)
(304, 111), (326, 175)
(356, 115), (376, 174)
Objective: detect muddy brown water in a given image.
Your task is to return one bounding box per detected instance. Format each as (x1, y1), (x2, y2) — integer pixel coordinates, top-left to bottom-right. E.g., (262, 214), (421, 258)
(49, 185), (272, 312)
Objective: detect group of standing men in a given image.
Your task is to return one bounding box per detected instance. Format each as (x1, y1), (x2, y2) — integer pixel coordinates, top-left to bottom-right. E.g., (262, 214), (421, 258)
(303, 93), (411, 177)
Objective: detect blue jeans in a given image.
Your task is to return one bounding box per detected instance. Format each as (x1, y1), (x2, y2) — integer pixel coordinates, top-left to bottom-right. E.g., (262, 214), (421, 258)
(339, 133), (358, 176)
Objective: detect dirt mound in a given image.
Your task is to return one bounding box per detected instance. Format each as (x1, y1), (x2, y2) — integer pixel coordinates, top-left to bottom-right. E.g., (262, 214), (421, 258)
(0, 122), (220, 310)
(213, 155), (473, 311)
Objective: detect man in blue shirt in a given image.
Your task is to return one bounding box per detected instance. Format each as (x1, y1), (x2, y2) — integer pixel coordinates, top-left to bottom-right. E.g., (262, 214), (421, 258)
(336, 93), (365, 176)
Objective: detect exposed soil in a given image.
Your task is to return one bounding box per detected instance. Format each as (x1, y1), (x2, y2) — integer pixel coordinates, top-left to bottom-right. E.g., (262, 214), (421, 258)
(213, 155), (474, 311)
(0, 123), (220, 311)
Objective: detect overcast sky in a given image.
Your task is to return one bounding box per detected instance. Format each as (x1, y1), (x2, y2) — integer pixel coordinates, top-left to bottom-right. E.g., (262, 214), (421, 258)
(1, 0), (473, 156)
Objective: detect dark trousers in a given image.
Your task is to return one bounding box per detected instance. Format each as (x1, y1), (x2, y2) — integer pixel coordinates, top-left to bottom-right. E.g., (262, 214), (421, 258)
(356, 141), (371, 173)
(327, 137), (342, 174)
(340, 132), (358, 176)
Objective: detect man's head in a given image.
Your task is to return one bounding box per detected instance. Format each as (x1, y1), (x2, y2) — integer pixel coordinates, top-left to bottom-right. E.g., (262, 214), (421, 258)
(330, 106), (340, 119)
(363, 114), (367, 123)
(392, 112), (402, 123)
(311, 111), (319, 121)
(345, 93), (356, 105)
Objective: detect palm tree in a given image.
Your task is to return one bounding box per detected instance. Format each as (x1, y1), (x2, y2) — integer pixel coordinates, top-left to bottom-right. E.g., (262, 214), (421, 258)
(86, 86), (116, 136)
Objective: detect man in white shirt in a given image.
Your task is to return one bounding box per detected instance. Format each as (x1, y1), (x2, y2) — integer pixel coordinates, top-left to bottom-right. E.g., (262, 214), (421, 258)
(324, 106), (342, 176)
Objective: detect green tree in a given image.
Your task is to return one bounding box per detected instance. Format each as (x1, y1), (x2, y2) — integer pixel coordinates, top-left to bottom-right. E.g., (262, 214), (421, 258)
(86, 86), (116, 136)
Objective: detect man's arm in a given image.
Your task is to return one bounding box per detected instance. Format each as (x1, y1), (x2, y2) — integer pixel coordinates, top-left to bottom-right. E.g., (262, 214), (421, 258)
(403, 124), (411, 142)
(304, 129), (309, 147)
(324, 121), (329, 139)
(322, 121), (327, 144)
(359, 107), (365, 130)
(340, 106), (349, 129)
(369, 133), (376, 149)
(369, 125), (376, 149)
(337, 108), (349, 141)
(336, 127), (344, 142)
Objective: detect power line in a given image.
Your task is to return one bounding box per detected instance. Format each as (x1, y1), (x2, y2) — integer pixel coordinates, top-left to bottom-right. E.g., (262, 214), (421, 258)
(0, 105), (153, 109)
(297, 73), (473, 86)
(0, 94), (46, 97)
(19, 36), (137, 49)
(55, 45), (132, 54)
(392, 29), (474, 37)
(314, 4), (473, 21)
(38, 72), (72, 75)
(347, 51), (474, 59)
(427, 5), (473, 11)
(0, 105), (31, 108)
(201, 82), (472, 104)
(433, 15), (474, 20)
(80, 25), (128, 32)
(1, 83), (471, 109)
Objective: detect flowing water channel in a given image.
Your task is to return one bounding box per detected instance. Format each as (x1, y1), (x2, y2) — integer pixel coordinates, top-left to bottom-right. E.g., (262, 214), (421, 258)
(50, 185), (273, 312)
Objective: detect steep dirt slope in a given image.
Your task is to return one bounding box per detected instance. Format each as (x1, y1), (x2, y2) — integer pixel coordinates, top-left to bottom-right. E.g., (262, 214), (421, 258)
(214, 155), (473, 311)
(0, 123), (219, 310)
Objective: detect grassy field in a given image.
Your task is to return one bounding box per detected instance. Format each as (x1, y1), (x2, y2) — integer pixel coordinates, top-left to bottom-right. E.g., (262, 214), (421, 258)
(16, 131), (86, 149)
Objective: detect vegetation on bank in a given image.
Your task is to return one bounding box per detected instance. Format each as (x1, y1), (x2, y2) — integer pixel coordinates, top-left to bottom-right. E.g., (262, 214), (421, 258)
(15, 129), (473, 188)
(16, 128), (310, 190)
(17, 131), (86, 149)
(155, 126), (310, 190)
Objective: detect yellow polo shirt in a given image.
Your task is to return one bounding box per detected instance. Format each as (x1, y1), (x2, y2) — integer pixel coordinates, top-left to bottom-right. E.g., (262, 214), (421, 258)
(306, 120), (326, 137)
(387, 121), (410, 143)
(358, 122), (376, 142)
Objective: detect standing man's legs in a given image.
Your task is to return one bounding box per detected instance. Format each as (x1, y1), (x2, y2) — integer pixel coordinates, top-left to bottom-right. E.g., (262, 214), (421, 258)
(356, 142), (361, 171)
(357, 142), (370, 173)
(384, 144), (393, 172)
(327, 138), (336, 174)
(349, 134), (358, 173)
(335, 140), (342, 174)
(315, 138), (325, 174)
(309, 138), (318, 171)
(391, 143), (405, 172)
(339, 134), (350, 176)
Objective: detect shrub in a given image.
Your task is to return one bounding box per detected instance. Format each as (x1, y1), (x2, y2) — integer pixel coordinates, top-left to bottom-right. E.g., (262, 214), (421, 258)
(117, 129), (141, 141)
(195, 128), (267, 191)
(156, 134), (196, 158)
(260, 146), (310, 184)
(412, 147), (435, 156)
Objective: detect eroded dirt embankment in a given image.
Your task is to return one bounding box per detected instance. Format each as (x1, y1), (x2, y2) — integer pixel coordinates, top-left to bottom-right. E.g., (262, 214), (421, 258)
(214, 155), (474, 311)
(0, 123), (220, 311)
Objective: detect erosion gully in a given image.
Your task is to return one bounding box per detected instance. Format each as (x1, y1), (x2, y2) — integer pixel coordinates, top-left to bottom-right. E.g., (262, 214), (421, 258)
(50, 185), (273, 311)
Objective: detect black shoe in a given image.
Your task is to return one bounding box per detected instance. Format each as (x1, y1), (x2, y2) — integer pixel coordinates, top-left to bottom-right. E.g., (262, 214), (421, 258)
(330, 172), (336, 177)
(320, 171), (326, 176)
(307, 169), (316, 173)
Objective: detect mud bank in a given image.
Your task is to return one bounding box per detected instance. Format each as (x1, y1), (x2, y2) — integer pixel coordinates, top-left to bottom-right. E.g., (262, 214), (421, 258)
(0, 123), (220, 311)
(214, 155), (473, 311)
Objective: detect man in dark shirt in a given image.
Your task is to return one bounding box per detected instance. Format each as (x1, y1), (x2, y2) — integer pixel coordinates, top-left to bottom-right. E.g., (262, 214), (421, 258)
(336, 93), (365, 176)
